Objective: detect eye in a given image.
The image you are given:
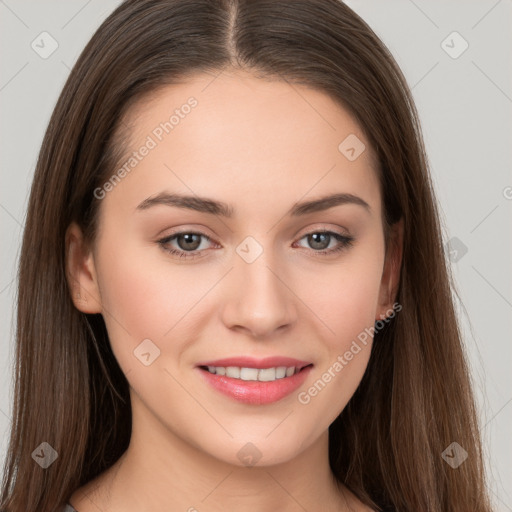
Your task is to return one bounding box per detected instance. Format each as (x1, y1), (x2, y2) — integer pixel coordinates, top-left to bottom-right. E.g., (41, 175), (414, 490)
(294, 230), (354, 256)
(157, 229), (354, 260)
(157, 231), (215, 260)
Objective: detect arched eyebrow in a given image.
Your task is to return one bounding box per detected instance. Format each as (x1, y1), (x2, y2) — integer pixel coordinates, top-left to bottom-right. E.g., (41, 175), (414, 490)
(135, 191), (371, 217)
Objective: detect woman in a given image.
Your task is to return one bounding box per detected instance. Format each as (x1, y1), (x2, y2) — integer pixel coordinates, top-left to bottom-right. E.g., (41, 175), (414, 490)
(0, 0), (493, 511)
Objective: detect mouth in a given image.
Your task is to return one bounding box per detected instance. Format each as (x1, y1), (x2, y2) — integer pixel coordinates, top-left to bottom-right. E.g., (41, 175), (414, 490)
(195, 357), (314, 405)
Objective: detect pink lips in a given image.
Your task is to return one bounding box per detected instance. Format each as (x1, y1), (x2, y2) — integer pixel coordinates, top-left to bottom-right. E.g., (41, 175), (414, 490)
(196, 356), (313, 405)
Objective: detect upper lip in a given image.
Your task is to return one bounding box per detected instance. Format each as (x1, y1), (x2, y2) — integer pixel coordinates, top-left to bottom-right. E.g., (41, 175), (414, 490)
(196, 356), (312, 370)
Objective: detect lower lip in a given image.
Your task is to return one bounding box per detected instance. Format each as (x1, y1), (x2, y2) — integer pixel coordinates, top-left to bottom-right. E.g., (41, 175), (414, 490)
(197, 365), (313, 405)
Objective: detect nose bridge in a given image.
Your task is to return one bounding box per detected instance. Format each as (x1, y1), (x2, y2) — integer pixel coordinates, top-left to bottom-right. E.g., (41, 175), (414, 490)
(220, 235), (297, 337)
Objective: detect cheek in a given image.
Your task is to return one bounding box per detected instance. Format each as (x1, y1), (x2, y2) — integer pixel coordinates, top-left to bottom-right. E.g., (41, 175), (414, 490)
(292, 247), (384, 420)
(97, 254), (163, 332)
(94, 234), (225, 372)
(295, 248), (384, 347)
(94, 238), (182, 361)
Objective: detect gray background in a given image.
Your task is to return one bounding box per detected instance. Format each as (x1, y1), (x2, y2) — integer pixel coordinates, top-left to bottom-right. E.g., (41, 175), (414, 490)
(1, 0), (511, 509)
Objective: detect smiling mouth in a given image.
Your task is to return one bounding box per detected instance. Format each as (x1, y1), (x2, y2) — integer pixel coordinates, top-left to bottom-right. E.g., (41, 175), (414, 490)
(199, 364), (313, 382)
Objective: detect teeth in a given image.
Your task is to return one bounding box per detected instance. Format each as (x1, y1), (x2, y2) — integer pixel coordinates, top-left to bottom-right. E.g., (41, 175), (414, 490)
(275, 366), (287, 379)
(257, 368), (276, 381)
(205, 365), (300, 381)
(226, 366), (240, 378)
(240, 367), (259, 381)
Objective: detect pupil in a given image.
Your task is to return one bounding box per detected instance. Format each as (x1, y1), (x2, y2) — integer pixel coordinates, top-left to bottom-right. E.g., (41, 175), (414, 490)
(309, 233), (329, 250)
(179, 233), (201, 251)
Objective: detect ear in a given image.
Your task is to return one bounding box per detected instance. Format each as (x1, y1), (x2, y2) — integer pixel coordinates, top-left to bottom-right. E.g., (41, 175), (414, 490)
(65, 221), (102, 314)
(376, 218), (403, 320)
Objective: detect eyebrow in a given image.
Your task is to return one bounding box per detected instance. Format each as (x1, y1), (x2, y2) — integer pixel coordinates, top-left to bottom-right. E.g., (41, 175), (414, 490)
(135, 191), (371, 217)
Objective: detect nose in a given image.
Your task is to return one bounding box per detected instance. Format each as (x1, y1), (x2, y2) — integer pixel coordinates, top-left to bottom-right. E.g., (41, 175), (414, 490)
(219, 248), (298, 339)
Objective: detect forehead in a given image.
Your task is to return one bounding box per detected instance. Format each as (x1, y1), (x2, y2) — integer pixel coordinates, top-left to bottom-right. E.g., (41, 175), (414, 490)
(105, 70), (381, 220)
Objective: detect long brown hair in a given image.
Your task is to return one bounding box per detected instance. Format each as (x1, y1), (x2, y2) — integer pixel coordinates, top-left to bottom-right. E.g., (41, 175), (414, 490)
(1, 1), (493, 511)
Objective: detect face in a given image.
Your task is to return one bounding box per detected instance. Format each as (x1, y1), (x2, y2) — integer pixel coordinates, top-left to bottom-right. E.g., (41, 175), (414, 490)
(66, 70), (401, 468)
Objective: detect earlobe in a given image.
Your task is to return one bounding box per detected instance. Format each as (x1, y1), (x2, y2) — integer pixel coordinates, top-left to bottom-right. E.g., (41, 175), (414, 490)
(65, 222), (102, 314)
(376, 218), (403, 320)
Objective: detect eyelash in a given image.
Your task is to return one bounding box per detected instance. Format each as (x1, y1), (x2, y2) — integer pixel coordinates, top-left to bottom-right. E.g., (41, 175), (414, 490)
(157, 230), (354, 260)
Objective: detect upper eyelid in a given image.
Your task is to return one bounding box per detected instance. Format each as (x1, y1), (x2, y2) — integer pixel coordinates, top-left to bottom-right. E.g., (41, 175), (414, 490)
(159, 221), (351, 239)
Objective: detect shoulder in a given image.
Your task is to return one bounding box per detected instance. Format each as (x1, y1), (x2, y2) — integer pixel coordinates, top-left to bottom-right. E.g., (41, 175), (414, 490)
(66, 478), (103, 512)
(59, 505), (78, 512)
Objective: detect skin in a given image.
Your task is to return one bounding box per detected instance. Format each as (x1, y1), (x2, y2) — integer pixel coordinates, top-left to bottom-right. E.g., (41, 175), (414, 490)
(66, 69), (402, 512)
